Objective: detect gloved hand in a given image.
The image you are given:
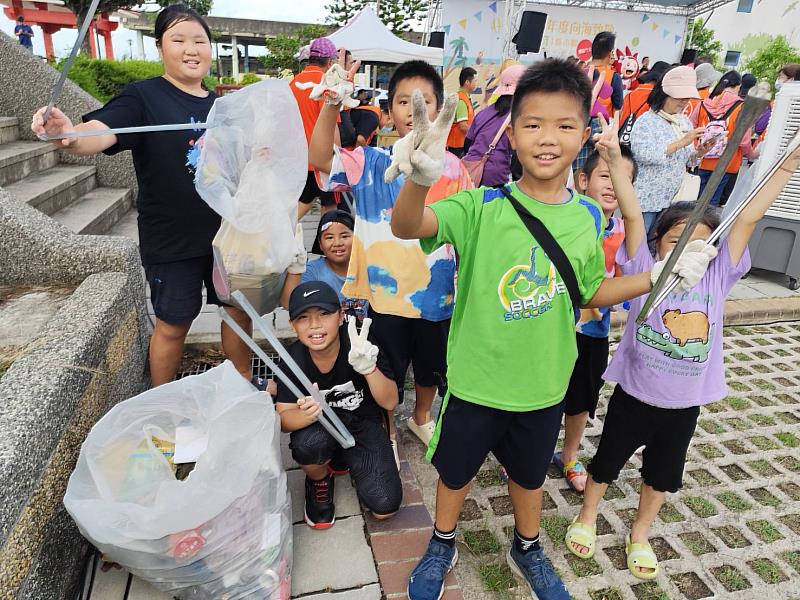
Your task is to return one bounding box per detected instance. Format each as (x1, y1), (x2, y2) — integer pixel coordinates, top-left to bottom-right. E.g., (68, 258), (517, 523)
(651, 239), (718, 292)
(347, 316), (379, 375)
(295, 63), (360, 108)
(287, 224), (308, 275)
(384, 89), (458, 186)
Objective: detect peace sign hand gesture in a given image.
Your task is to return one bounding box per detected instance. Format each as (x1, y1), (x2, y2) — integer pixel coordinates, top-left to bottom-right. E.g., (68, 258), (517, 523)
(346, 316), (379, 375)
(592, 114), (622, 165)
(296, 50), (361, 108)
(384, 88), (458, 186)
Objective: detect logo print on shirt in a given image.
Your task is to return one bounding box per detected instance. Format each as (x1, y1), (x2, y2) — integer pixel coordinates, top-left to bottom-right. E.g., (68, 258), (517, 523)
(635, 309), (712, 363)
(322, 381), (364, 411)
(498, 245), (566, 321)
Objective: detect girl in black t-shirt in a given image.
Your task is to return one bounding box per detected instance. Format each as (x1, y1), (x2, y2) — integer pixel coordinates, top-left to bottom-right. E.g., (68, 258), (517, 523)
(32, 4), (254, 387)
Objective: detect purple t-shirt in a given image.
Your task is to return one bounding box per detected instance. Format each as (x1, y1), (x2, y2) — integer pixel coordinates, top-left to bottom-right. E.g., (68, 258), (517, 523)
(603, 237), (750, 409)
(463, 106), (512, 187)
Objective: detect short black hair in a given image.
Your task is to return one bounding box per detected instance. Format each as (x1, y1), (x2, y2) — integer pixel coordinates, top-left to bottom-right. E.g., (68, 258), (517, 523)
(694, 56), (713, 66)
(511, 58), (592, 125)
(652, 201), (720, 245)
(388, 60), (444, 110)
(710, 70), (742, 98)
(646, 65), (678, 112)
(459, 67), (477, 87)
(582, 145), (638, 183)
(17, 15), (24, 21)
(591, 31), (616, 60)
(309, 55), (333, 67)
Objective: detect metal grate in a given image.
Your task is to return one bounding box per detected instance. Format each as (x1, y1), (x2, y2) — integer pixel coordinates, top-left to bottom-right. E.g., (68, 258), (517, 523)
(762, 86), (800, 220)
(177, 352), (279, 380)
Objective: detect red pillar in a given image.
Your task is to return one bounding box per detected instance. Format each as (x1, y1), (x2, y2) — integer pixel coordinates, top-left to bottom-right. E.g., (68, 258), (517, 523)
(102, 30), (114, 60)
(43, 30), (55, 60)
(88, 22), (98, 58)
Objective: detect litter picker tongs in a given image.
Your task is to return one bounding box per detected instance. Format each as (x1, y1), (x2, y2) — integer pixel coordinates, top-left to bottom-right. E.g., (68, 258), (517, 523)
(638, 86), (773, 323)
(218, 291), (355, 449)
(643, 129), (800, 319)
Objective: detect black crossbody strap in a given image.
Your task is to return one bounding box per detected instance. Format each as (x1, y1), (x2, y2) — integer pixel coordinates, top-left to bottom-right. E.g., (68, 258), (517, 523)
(499, 186), (581, 309)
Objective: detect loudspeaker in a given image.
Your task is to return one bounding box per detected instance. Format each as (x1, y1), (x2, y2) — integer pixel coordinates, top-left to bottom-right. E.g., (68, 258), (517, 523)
(428, 31), (445, 48)
(680, 48), (697, 65)
(512, 11), (547, 54)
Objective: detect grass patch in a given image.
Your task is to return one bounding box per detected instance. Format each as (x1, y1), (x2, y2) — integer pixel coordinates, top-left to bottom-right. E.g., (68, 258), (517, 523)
(724, 417), (749, 431)
(747, 519), (784, 543)
(463, 529), (502, 555)
(589, 590), (623, 600)
(746, 459), (779, 477)
(729, 381), (749, 392)
(630, 581), (669, 600)
(721, 463), (751, 481)
(565, 552), (602, 577)
(777, 455), (800, 472)
(752, 378), (776, 391)
(748, 487), (781, 507)
(478, 560), (516, 593)
(695, 443), (723, 459)
(752, 395), (776, 406)
(749, 435), (779, 450)
(475, 469), (505, 488)
(698, 418), (724, 434)
(748, 413), (777, 426)
(780, 550), (800, 574)
(778, 411), (800, 424)
(748, 558), (787, 584)
(658, 502), (684, 523)
(679, 531), (715, 555)
(712, 565), (751, 592)
(776, 432), (799, 447)
(689, 469), (719, 487)
(713, 525), (751, 548)
(683, 496), (717, 518)
(715, 491), (752, 512)
(751, 363), (772, 373)
(726, 397), (751, 410)
(540, 515), (571, 543)
(731, 352), (751, 361)
(722, 439), (749, 454)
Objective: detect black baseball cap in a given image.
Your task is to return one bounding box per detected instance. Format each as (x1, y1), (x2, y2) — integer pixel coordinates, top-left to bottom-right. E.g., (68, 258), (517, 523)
(311, 209), (355, 255)
(288, 281), (341, 320)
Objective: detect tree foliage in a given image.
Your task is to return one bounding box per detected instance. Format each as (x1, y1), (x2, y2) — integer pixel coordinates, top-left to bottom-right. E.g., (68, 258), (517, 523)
(155, 0), (213, 15)
(325, 0), (427, 32)
(744, 35), (800, 87)
(262, 24), (329, 77)
(688, 18), (723, 66)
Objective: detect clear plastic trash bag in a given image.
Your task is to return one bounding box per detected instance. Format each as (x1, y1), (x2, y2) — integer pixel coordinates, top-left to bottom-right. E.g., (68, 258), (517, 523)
(64, 361), (291, 600)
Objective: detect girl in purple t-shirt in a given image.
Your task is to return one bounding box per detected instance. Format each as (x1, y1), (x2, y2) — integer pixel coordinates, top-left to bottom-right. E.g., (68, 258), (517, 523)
(564, 142), (800, 582)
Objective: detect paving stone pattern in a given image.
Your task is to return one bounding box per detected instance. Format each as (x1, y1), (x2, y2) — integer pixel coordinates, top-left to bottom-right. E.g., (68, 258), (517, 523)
(400, 322), (800, 600)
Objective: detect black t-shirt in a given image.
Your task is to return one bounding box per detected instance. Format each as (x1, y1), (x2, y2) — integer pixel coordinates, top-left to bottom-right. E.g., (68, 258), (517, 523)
(83, 77), (220, 265)
(350, 108), (380, 146)
(275, 325), (393, 423)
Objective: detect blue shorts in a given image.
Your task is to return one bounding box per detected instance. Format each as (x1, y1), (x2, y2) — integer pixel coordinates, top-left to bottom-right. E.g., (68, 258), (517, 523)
(144, 256), (223, 325)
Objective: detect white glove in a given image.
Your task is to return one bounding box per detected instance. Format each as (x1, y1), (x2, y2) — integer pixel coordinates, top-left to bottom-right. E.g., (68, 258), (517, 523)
(295, 64), (360, 108)
(347, 316), (379, 375)
(287, 224), (308, 275)
(384, 89), (458, 186)
(651, 239), (718, 292)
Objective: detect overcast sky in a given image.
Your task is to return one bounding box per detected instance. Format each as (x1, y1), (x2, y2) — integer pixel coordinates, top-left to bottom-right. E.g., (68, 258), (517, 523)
(1, 0), (328, 60)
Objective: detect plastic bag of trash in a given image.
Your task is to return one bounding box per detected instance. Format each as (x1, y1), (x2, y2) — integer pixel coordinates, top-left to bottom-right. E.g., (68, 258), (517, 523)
(64, 361), (291, 600)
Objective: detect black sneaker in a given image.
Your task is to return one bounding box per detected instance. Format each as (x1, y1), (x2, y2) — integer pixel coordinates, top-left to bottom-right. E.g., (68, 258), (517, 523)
(328, 454), (350, 476)
(304, 475), (335, 530)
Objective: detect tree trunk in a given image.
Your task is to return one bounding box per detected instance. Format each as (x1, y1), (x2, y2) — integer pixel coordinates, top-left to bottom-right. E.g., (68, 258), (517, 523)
(76, 6), (93, 56)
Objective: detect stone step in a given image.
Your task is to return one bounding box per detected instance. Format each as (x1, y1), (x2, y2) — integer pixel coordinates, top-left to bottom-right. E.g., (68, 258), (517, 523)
(0, 140), (58, 187)
(0, 117), (19, 144)
(3, 164), (96, 216)
(51, 187), (133, 235)
(106, 207), (139, 242)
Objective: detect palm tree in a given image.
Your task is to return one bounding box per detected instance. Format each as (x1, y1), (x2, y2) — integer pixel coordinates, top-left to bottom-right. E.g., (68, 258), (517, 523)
(443, 36), (469, 79)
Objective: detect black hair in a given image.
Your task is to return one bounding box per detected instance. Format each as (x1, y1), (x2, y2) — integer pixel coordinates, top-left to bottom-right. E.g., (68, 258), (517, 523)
(388, 60), (444, 109)
(740, 73), (757, 98)
(309, 55), (333, 67)
(646, 65), (678, 112)
(154, 4), (211, 47)
(694, 56), (713, 67)
(651, 201), (721, 245)
(582, 145), (638, 183)
(591, 31), (616, 60)
(710, 70), (742, 98)
(459, 67), (477, 87)
(511, 58), (592, 125)
(17, 15), (24, 21)
(494, 94), (513, 116)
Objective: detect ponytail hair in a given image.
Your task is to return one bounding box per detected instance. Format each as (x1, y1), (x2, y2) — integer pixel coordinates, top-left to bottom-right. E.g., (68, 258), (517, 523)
(709, 70), (742, 99)
(154, 4), (211, 47)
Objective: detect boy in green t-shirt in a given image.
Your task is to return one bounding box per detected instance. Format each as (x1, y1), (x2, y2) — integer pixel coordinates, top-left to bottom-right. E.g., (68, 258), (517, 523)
(390, 59), (717, 600)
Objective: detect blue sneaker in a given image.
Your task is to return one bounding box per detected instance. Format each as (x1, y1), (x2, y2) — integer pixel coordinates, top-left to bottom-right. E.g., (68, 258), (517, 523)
(407, 538), (458, 600)
(507, 545), (569, 600)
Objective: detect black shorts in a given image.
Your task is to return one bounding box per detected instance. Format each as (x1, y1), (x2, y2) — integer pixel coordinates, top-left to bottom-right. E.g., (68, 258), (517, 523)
(431, 394), (565, 490)
(367, 309), (450, 397)
(289, 412), (402, 515)
(144, 255), (223, 325)
(299, 170), (336, 206)
(563, 333), (609, 418)
(587, 385), (700, 493)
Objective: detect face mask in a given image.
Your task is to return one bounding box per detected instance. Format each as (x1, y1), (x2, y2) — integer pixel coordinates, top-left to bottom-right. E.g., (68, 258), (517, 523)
(775, 78), (784, 91)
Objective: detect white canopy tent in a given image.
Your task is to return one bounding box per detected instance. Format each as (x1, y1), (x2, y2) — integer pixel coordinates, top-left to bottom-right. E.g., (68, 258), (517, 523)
(301, 6), (443, 66)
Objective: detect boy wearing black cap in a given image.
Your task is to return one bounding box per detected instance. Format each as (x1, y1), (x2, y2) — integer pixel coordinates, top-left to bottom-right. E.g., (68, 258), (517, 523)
(280, 210), (369, 320)
(276, 281), (402, 529)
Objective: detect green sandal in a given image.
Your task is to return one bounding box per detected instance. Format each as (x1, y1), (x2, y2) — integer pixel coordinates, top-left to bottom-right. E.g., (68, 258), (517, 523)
(565, 516), (596, 559)
(625, 534), (659, 580)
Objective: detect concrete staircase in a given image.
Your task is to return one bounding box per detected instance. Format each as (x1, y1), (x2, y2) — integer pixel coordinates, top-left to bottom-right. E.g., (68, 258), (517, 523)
(0, 116), (134, 237)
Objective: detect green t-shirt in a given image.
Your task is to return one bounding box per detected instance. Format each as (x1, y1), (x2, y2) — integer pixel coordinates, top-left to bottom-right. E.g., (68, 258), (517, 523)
(421, 183), (606, 413)
(454, 98), (469, 123)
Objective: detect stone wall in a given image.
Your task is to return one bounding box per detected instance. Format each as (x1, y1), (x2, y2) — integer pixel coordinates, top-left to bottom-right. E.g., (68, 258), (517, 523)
(0, 190), (149, 599)
(0, 31), (136, 191)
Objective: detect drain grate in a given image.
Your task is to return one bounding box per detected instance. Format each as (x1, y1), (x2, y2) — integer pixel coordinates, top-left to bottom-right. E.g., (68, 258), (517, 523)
(177, 352), (279, 380)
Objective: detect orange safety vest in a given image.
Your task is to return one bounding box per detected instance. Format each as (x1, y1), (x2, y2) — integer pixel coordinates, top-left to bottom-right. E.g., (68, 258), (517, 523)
(352, 104), (383, 146)
(447, 90), (474, 149)
(695, 100), (747, 174)
(594, 65), (616, 117)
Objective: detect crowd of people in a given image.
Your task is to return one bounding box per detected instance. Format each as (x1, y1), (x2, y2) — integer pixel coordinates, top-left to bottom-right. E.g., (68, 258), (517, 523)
(30, 5), (800, 600)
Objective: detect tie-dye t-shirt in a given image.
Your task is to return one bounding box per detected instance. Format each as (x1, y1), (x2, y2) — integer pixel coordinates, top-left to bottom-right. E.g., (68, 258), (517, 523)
(323, 145), (472, 321)
(576, 216), (625, 338)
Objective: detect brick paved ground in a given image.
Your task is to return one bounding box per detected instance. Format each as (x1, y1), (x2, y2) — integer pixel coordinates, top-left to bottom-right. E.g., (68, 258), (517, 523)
(397, 321), (800, 600)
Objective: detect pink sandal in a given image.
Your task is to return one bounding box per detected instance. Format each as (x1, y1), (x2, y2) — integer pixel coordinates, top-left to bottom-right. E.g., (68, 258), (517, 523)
(553, 452), (588, 493)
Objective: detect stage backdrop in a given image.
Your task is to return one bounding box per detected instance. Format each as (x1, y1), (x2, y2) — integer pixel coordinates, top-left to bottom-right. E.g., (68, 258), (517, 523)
(441, 0), (687, 103)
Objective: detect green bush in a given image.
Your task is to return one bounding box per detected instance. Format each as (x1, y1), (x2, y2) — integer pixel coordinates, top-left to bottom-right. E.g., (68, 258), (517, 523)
(240, 72), (261, 86)
(59, 56), (164, 102)
(203, 75), (221, 91)
(744, 36), (800, 90)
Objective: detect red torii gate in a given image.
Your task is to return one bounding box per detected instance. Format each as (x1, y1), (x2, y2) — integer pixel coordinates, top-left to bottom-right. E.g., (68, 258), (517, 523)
(3, 0), (118, 60)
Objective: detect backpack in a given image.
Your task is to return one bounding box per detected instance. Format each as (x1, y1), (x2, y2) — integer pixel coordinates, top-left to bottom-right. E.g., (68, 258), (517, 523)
(699, 101), (742, 159)
(618, 96), (649, 148)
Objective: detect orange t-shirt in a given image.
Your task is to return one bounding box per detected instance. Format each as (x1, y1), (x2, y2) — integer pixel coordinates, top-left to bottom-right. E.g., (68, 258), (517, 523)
(290, 65), (326, 171)
(687, 88), (710, 125)
(620, 83), (654, 123)
(694, 100), (747, 174)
